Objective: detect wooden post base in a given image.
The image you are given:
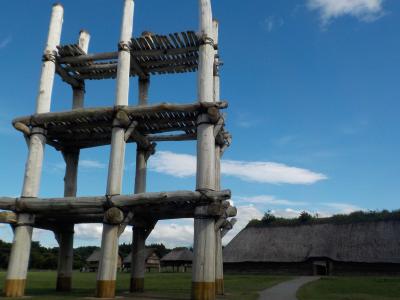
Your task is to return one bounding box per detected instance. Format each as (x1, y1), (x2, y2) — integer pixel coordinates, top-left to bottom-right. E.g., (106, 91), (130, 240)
(130, 277), (144, 292)
(215, 278), (224, 295)
(191, 282), (215, 300)
(56, 276), (72, 292)
(3, 279), (26, 297)
(96, 280), (116, 298)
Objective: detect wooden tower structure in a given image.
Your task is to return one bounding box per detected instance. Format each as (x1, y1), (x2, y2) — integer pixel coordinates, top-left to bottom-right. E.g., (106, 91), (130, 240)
(0, 0), (236, 299)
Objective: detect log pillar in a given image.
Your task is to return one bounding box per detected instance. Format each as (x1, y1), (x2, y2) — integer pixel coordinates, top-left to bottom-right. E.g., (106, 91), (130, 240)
(56, 30), (90, 292)
(130, 227), (146, 292)
(212, 20), (224, 296)
(130, 76), (152, 292)
(55, 227), (74, 291)
(72, 30), (90, 109)
(192, 0), (216, 299)
(96, 0), (134, 298)
(4, 4), (63, 297)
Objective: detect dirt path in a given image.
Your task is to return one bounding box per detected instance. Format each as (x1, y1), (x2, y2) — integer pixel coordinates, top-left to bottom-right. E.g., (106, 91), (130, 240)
(259, 276), (320, 300)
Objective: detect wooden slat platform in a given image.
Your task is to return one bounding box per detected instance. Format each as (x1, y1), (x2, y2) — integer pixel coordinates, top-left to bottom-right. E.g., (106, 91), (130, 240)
(56, 31), (203, 81)
(12, 101), (229, 150)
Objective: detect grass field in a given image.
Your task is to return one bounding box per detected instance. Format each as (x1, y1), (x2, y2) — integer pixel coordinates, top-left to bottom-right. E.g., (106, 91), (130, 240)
(297, 276), (400, 300)
(0, 271), (290, 300)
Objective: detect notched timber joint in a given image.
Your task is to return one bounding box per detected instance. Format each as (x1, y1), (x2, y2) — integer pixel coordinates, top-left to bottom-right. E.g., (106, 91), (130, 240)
(199, 35), (216, 49)
(118, 41), (131, 52)
(103, 194), (115, 211)
(72, 81), (86, 93)
(197, 188), (231, 202)
(197, 109), (221, 127)
(213, 116), (225, 138)
(138, 142), (157, 160)
(42, 50), (57, 63)
(118, 211), (134, 237)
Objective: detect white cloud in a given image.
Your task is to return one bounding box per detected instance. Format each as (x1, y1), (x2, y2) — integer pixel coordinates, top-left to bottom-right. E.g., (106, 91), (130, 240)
(268, 202), (363, 219)
(74, 221), (194, 249)
(0, 36), (11, 49)
(75, 224), (103, 241)
(261, 16), (284, 32)
(148, 220), (194, 248)
(238, 195), (308, 206)
(223, 160), (327, 184)
(149, 151), (327, 185)
(272, 208), (304, 218)
(307, 0), (385, 24)
(322, 202), (362, 214)
(80, 160), (106, 169)
(150, 151), (196, 178)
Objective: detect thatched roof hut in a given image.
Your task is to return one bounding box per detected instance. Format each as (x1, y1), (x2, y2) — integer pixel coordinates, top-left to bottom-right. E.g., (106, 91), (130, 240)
(161, 248), (193, 272)
(86, 249), (123, 272)
(123, 248), (160, 271)
(224, 220), (400, 275)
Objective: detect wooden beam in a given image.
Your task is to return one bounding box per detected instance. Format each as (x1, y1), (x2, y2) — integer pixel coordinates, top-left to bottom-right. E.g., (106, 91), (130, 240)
(55, 63), (81, 88)
(58, 51), (118, 64)
(0, 190), (231, 214)
(57, 47), (198, 65)
(0, 211), (17, 224)
(12, 101), (228, 128)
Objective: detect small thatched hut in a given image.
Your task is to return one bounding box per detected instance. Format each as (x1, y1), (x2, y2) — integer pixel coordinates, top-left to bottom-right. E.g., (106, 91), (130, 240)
(161, 248), (193, 272)
(86, 249), (123, 272)
(224, 220), (400, 275)
(123, 248), (161, 272)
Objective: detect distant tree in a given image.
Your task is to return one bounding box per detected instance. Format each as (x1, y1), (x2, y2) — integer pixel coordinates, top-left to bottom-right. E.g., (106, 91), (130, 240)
(147, 243), (170, 258)
(262, 210), (277, 224)
(299, 211), (313, 223)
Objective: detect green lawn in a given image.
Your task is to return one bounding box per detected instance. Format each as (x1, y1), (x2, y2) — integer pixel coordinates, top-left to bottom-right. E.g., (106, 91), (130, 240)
(297, 277), (400, 300)
(0, 271), (290, 300)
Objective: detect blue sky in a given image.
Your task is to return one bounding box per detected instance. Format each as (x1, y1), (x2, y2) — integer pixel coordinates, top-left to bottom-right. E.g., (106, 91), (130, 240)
(0, 0), (399, 248)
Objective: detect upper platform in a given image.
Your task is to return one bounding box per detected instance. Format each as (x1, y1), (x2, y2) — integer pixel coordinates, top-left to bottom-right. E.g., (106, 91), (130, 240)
(13, 101), (229, 151)
(56, 31), (207, 81)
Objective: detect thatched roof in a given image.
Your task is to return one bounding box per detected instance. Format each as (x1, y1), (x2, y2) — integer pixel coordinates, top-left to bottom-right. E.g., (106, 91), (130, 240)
(161, 248), (193, 262)
(123, 248), (158, 263)
(86, 249), (101, 262)
(86, 249), (122, 262)
(224, 220), (400, 264)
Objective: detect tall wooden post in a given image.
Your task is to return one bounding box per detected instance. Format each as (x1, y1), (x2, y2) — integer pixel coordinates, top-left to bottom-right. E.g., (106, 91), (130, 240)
(212, 20), (224, 296)
(192, 0), (216, 299)
(130, 77), (150, 292)
(56, 30), (90, 292)
(96, 0), (134, 298)
(72, 30), (90, 109)
(4, 4), (63, 297)
(130, 226), (146, 292)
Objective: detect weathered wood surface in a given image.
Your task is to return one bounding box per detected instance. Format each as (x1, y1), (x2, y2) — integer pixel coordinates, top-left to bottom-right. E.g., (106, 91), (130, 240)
(0, 190), (231, 213)
(5, 4), (64, 298)
(221, 218), (236, 238)
(13, 101), (228, 127)
(72, 30), (90, 109)
(57, 31), (201, 80)
(192, 0), (217, 299)
(97, 0), (134, 298)
(12, 101), (228, 150)
(0, 211), (17, 224)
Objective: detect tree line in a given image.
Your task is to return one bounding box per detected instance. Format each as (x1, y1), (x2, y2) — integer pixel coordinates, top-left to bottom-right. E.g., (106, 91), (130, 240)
(248, 209), (400, 228)
(0, 240), (171, 270)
